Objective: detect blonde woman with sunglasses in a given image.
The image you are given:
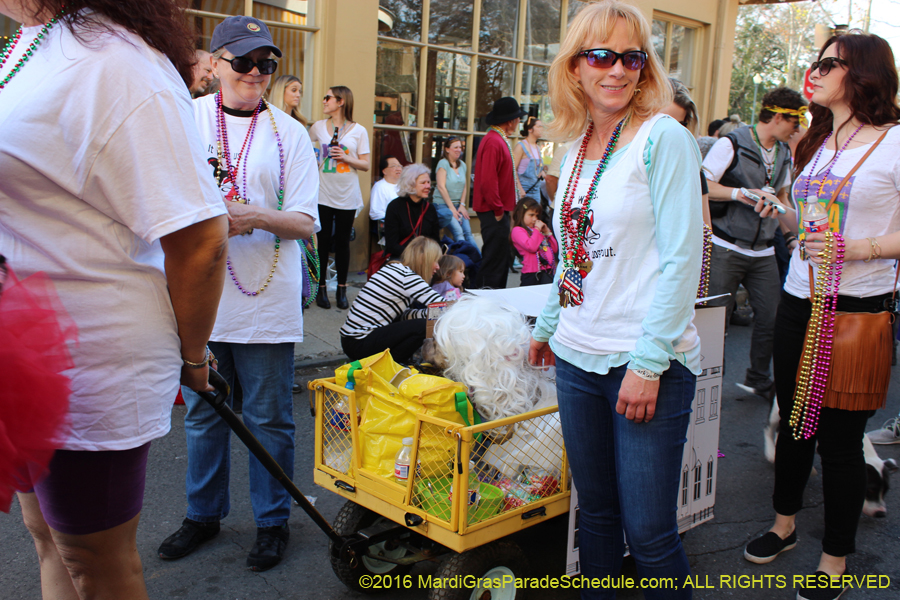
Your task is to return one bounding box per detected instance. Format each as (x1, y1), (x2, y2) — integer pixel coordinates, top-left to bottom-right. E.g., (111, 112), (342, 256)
(528, 2), (703, 597)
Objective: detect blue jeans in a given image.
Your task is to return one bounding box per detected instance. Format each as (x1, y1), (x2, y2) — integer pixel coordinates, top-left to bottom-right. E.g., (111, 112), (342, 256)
(183, 341), (295, 528)
(435, 202), (478, 249)
(556, 358), (695, 600)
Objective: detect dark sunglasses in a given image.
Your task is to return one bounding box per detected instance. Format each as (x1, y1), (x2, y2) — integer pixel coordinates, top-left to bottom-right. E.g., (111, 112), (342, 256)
(323, 94), (341, 102)
(578, 48), (648, 71)
(221, 56), (278, 75)
(810, 57), (847, 77)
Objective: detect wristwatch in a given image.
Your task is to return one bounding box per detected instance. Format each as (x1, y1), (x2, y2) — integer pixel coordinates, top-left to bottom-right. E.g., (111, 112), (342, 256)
(183, 346), (214, 369)
(630, 368), (661, 381)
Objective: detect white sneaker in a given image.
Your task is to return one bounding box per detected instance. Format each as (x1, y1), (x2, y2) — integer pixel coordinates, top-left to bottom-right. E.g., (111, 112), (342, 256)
(866, 416), (900, 445)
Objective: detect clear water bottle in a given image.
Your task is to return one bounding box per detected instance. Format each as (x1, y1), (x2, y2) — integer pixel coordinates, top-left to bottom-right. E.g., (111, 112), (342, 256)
(324, 397), (356, 472)
(803, 200), (829, 234)
(394, 437), (414, 483)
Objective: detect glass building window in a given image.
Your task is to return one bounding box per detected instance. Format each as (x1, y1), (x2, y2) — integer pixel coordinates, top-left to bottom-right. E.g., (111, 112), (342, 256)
(475, 59), (515, 128)
(429, 0), (474, 48)
(379, 0), (423, 42)
(479, 0), (520, 57)
(520, 65), (550, 122)
(429, 50), (471, 131)
(376, 40), (420, 127)
(652, 15), (699, 88)
(525, 0), (562, 64)
(374, 0), (572, 187)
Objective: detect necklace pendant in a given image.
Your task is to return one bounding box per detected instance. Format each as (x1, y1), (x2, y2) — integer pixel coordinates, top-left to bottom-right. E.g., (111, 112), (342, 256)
(558, 267), (585, 307)
(575, 260), (593, 276)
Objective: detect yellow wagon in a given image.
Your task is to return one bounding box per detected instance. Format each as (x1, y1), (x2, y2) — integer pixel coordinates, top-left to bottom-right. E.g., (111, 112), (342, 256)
(309, 374), (570, 600)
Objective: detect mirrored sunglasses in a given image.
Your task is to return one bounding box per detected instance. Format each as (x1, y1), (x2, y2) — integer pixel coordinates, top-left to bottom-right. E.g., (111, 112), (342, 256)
(221, 56), (278, 75)
(578, 48), (648, 71)
(810, 57), (847, 77)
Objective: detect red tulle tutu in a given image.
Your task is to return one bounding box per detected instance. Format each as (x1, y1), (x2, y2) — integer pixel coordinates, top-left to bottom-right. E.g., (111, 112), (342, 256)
(0, 266), (76, 512)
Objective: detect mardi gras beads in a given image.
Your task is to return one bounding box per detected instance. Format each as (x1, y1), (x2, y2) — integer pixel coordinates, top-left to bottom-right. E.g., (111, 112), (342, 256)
(790, 231), (844, 439)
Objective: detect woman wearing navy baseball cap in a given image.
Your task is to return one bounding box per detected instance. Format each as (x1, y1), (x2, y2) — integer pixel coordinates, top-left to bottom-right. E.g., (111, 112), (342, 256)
(157, 14), (320, 572)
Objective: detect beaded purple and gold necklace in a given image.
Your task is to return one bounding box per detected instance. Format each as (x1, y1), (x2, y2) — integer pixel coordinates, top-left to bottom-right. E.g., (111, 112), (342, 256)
(696, 224), (713, 304)
(0, 6), (65, 94)
(790, 231), (844, 439)
(215, 92), (286, 297)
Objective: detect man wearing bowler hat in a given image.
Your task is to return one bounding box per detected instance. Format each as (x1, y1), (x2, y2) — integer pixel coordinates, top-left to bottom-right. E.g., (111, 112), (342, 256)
(473, 97), (527, 289)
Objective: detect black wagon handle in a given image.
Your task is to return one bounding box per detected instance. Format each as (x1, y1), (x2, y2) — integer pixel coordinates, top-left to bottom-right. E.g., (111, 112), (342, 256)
(196, 369), (344, 547)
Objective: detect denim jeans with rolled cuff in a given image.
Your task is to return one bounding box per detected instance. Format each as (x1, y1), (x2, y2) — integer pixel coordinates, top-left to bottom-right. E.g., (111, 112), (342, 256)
(183, 341), (295, 528)
(556, 357), (695, 600)
(435, 202), (479, 251)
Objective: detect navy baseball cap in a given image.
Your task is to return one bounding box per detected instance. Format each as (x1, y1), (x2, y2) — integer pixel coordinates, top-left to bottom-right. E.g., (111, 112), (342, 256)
(210, 16), (282, 58)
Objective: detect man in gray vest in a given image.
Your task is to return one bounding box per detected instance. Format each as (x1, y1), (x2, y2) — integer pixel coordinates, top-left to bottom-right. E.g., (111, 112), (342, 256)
(702, 87), (807, 400)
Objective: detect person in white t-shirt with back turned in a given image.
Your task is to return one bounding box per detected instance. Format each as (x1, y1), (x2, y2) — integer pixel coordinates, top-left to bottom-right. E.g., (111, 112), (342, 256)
(157, 16), (319, 573)
(310, 85), (371, 309)
(0, 1), (230, 598)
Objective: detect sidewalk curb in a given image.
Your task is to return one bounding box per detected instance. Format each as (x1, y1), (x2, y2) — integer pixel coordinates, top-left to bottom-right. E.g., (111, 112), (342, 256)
(294, 354), (347, 373)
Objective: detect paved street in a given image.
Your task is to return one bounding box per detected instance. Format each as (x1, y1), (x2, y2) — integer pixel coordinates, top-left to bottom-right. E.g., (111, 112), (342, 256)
(2, 276), (899, 599)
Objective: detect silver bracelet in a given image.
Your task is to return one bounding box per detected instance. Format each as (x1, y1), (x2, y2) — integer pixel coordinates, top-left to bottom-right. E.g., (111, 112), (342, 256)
(183, 346), (212, 369)
(630, 368), (661, 381)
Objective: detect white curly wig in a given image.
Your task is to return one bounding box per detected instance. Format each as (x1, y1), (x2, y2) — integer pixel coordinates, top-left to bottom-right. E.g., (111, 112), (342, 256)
(433, 295), (556, 421)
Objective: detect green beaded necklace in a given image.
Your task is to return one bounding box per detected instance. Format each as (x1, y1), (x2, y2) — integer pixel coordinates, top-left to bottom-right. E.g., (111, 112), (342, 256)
(751, 124), (779, 188)
(0, 7), (66, 93)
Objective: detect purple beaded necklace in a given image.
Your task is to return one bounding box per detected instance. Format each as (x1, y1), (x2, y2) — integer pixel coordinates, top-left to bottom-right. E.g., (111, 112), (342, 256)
(215, 92), (286, 296)
(801, 124), (864, 202)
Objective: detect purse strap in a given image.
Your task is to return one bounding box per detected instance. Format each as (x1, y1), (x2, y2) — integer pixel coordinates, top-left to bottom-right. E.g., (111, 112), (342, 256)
(824, 129), (889, 212)
(402, 201), (430, 246)
(806, 129), (892, 299)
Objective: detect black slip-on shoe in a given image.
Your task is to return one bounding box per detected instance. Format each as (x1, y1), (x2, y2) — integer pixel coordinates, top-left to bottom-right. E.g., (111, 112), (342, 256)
(744, 529), (797, 564)
(796, 571), (850, 600)
(158, 518), (220, 560)
(247, 523), (290, 572)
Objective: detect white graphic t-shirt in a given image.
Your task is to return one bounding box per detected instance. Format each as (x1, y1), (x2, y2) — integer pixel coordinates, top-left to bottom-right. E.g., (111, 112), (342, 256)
(785, 127), (900, 299)
(194, 96), (321, 343)
(310, 120), (370, 210)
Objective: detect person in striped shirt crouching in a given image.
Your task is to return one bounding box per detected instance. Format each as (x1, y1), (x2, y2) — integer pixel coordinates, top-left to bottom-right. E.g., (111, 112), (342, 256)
(340, 236), (444, 363)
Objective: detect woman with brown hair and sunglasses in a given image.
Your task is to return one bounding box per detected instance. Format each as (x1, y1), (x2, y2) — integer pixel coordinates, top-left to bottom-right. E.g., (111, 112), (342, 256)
(744, 32), (900, 600)
(310, 85), (371, 309)
(528, 1), (703, 597)
(0, 0), (230, 597)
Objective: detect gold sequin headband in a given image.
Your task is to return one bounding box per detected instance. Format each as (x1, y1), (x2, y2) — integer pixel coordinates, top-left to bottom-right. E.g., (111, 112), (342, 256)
(763, 105), (809, 128)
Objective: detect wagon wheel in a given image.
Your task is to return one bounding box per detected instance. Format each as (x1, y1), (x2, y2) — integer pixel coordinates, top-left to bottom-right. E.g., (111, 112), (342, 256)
(329, 501), (413, 594)
(428, 541), (529, 600)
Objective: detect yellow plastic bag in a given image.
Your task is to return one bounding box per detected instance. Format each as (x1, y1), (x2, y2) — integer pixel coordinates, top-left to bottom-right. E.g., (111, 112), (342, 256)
(334, 350), (416, 414)
(340, 353), (479, 479)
